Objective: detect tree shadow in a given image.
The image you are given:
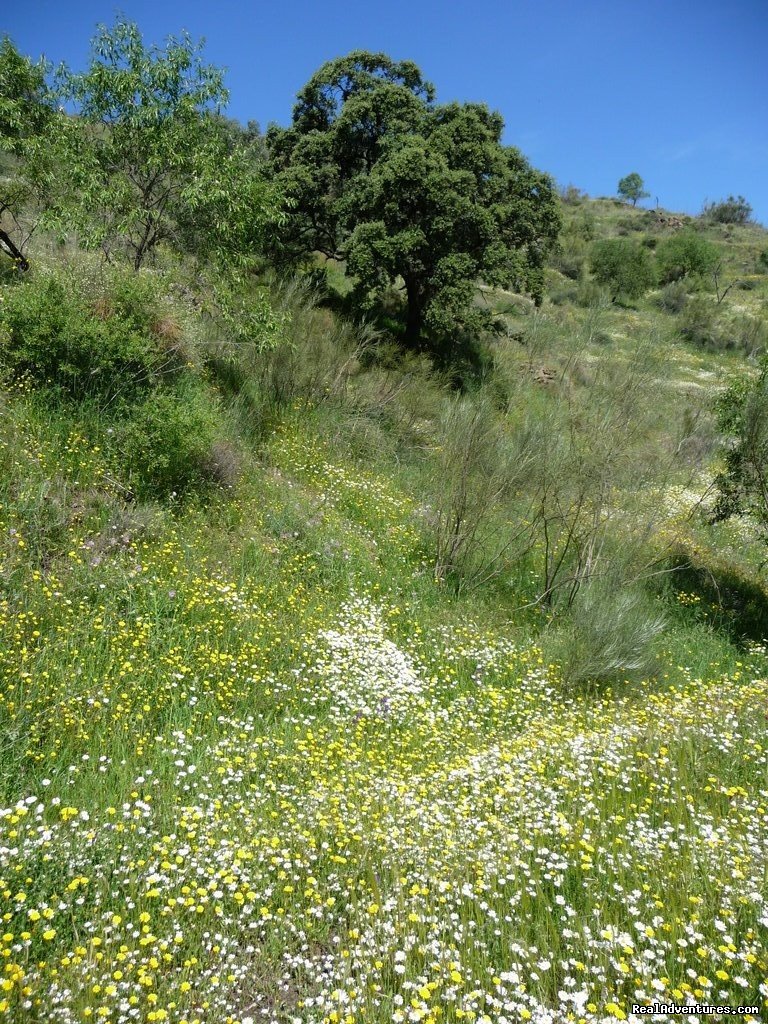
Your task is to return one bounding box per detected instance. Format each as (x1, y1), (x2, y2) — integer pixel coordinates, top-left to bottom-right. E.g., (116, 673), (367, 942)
(667, 547), (768, 644)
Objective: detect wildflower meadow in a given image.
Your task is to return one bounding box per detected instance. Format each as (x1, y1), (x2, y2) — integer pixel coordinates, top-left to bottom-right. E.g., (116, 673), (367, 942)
(1, 401), (766, 1024)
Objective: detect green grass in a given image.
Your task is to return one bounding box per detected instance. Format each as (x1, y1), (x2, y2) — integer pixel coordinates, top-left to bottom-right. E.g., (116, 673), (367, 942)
(1, 202), (768, 1022)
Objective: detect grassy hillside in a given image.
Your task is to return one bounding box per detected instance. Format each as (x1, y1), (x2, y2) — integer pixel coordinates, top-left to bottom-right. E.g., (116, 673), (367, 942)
(1, 199), (768, 1024)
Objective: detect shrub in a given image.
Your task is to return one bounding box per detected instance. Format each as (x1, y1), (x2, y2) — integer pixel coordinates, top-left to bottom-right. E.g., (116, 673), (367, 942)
(590, 239), (655, 301)
(206, 278), (367, 440)
(737, 277), (760, 291)
(730, 314), (767, 358)
(655, 280), (689, 314)
(575, 279), (610, 309)
(548, 279), (579, 305)
(678, 300), (765, 356)
(546, 577), (665, 686)
(202, 439), (241, 488)
(714, 360), (768, 527)
(560, 184), (588, 205)
(550, 245), (585, 281)
(615, 214), (645, 233)
(113, 380), (222, 497)
(564, 209), (596, 241)
(702, 195), (752, 225)
(656, 232), (720, 284)
(678, 295), (721, 348)
(0, 271), (163, 401)
(757, 248), (768, 272)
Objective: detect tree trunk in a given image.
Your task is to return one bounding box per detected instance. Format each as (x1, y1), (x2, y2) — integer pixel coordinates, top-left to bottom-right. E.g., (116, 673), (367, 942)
(0, 229), (29, 272)
(403, 277), (425, 347)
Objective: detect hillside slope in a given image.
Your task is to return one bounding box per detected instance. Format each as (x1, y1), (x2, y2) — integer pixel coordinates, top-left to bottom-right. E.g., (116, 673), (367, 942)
(1, 201), (768, 1022)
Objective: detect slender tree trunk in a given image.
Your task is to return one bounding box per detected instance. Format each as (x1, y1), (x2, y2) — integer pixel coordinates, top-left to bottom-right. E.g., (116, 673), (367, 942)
(403, 277), (425, 347)
(0, 229), (29, 272)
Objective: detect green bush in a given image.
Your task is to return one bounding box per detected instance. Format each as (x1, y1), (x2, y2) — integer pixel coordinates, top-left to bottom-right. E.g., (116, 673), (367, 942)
(589, 239), (655, 301)
(714, 360), (768, 527)
(0, 272), (162, 401)
(546, 578), (665, 686)
(615, 214), (645, 234)
(655, 280), (689, 314)
(678, 299), (766, 356)
(656, 232), (720, 284)
(678, 295), (721, 348)
(113, 380), (222, 497)
(551, 245), (585, 281)
(575, 279), (610, 309)
(730, 314), (767, 358)
(702, 195), (752, 225)
(564, 209), (596, 241)
(757, 248), (768, 272)
(560, 184), (588, 205)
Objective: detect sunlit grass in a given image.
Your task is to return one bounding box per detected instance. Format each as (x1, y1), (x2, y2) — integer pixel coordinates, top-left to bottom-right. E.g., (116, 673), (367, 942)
(1, 383), (767, 1023)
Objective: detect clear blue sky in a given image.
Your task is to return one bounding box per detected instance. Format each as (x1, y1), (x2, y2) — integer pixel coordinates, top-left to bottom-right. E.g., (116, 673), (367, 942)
(4, 0), (768, 224)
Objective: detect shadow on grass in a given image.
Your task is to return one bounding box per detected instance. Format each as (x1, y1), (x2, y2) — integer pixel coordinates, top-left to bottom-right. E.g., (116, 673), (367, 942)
(667, 546), (768, 644)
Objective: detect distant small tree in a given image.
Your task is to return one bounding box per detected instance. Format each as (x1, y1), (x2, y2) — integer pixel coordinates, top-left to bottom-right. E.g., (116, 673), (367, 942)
(656, 231), (720, 284)
(617, 172), (649, 207)
(703, 195), (752, 225)
(590, 239), (655, 302)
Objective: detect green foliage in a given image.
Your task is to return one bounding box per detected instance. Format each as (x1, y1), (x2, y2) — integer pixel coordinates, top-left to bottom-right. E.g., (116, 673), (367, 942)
(589, 238), (655, 301)
(207, 278), (366, 439)
(703, 195), (753, 225)
(113, 379), (221, 497)
(431, 394), (530, 585)
(560, 183), (588, 205)
(0, 271), (163, 401)
(714, 361), (768, 529)
(757, 248), (768, 272)
(677, 295), (721, 348)
(551, 231), (587, 280)
(575, 278), (609, 308)
(0, 37), (53, 148)
(668, 545), (768, 644)
(50, 19), (279, 270)
(617, 172), (649, 206)
(730, 313), (768, 359)
(656, 231), (720, 284)
(268, 51), (560, 351)
(0, 38), (55, 270)
(655, 280), (689, 313)
(0, 263), (233, 498)
(546, 576), (665, 686)
(203, 274), (288, 351)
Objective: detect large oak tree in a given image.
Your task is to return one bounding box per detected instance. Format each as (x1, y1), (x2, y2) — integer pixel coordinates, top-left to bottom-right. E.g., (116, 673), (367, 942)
(267, 51), (560, 349)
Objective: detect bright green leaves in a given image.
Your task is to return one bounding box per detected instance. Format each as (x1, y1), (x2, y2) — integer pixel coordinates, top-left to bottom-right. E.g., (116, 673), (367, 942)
(0, 37), (53, 149)
(655, 231), (720, 284)
(43, 19), (280, 272)
(590, 239), (656, 302)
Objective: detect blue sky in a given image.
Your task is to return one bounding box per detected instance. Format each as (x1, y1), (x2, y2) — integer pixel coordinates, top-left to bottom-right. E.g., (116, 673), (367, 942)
(5, 0), (768, 224)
